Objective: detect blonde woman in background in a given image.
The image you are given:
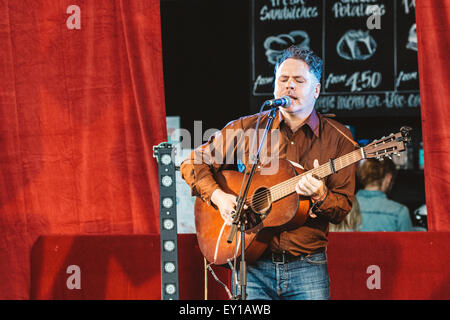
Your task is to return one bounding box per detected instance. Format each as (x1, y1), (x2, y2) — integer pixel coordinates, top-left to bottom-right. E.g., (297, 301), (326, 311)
(329, 197), (362, 232)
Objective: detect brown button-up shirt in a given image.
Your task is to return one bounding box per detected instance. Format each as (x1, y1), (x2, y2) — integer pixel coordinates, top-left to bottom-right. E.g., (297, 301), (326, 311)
(180, 108), (356, 256)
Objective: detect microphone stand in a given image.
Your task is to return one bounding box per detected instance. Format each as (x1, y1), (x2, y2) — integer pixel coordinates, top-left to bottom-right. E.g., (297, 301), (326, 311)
(227, 105), (278, 300)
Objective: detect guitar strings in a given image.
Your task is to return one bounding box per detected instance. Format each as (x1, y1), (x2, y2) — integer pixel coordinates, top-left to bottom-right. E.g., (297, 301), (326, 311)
(247, 150), (362, 208)
(248, 155), (359, 208)
(245, 144), (398, 208)
(249, 165), (326, 205)
(248, 166), (327, 207)
(250, 156), (349, 205)
(247, 166), (325, 207)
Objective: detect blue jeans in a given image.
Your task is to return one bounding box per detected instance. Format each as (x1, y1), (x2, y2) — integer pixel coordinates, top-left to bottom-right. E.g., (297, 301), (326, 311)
(235, 251), (330, 300)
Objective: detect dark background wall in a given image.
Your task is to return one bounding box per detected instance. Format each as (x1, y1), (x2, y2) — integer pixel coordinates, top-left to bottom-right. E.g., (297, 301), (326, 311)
(161, 0), (251, 137)
(160, 0), (426, 228)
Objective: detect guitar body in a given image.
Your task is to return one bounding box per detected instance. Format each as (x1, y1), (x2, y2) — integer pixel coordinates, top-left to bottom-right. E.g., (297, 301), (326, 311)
(195, 159), (310, 265)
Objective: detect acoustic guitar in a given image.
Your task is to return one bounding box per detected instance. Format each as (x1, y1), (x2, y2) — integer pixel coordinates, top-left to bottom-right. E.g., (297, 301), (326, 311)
(195, 128), (411, 265)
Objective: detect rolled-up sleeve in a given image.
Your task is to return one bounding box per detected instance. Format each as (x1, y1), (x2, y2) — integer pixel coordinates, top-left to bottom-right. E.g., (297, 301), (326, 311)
(315, 131), (356, 224)
(180, 119), (243, 204)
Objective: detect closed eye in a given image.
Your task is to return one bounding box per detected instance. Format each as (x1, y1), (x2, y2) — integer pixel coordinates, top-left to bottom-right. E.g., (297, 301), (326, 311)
(279, 76), (306, 83)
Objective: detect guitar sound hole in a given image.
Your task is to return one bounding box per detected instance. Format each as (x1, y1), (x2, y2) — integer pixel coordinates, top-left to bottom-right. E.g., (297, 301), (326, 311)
(251, 187), (272, 215)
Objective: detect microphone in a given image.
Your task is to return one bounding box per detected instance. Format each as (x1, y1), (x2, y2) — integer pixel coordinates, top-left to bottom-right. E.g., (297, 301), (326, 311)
(263, 96), (291, 108)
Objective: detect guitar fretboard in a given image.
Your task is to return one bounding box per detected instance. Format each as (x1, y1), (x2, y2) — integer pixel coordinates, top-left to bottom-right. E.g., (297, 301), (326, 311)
(269, 148), (364, 202)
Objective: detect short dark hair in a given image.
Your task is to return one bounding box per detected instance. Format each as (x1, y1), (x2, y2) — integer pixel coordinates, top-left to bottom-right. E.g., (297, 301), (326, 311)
(274, 46), (323, 82)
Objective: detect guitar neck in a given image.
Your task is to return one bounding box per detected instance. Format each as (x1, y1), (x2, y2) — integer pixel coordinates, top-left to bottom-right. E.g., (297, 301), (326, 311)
(270, 148), (364, 202)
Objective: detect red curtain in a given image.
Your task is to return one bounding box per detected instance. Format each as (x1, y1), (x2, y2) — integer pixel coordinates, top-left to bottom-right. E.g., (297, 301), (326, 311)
(416, 0), (450, 232)
(0, 0), (166, 299)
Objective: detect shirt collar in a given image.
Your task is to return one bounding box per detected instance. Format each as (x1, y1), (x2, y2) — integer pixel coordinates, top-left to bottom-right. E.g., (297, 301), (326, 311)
(273, 108), (320, 137)
(357, 189), (387, 198)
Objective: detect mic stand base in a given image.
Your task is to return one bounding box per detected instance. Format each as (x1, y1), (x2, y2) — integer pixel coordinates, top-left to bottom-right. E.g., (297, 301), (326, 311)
(239, 222), (247, 300)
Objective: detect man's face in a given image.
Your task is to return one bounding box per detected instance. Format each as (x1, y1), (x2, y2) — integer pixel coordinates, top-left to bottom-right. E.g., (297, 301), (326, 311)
(273, 58), (321, 118)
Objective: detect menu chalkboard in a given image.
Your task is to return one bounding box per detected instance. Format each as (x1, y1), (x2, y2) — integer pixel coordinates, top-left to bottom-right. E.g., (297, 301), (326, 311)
(251, 0), (420, 116)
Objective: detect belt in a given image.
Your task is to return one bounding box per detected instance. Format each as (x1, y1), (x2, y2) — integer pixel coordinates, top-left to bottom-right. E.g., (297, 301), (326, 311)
(270, 251), (302, 264)
(264, 248), (326, 264)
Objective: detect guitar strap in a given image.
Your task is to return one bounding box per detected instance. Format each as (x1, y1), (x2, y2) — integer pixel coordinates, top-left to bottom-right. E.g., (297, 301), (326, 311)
(320, 113), (360, 148)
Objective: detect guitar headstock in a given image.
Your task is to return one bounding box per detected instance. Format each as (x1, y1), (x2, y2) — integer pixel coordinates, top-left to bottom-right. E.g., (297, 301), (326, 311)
(363, 126), (412, 160)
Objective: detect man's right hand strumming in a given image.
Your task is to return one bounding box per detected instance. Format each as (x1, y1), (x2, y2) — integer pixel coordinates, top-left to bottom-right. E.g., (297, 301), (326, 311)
(211, 189), (248, 226)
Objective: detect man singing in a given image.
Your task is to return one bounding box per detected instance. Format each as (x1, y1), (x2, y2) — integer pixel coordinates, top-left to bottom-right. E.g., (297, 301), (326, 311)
(181, 46), (356, 300)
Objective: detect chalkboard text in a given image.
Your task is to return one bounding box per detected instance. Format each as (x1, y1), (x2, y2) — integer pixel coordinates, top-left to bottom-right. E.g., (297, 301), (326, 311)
(260, 2), (319, 21)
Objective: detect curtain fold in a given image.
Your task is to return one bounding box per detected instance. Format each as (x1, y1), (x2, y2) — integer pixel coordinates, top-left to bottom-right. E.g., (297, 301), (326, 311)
(416, 0), (450, 231)
(0, 0), (166, 299)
